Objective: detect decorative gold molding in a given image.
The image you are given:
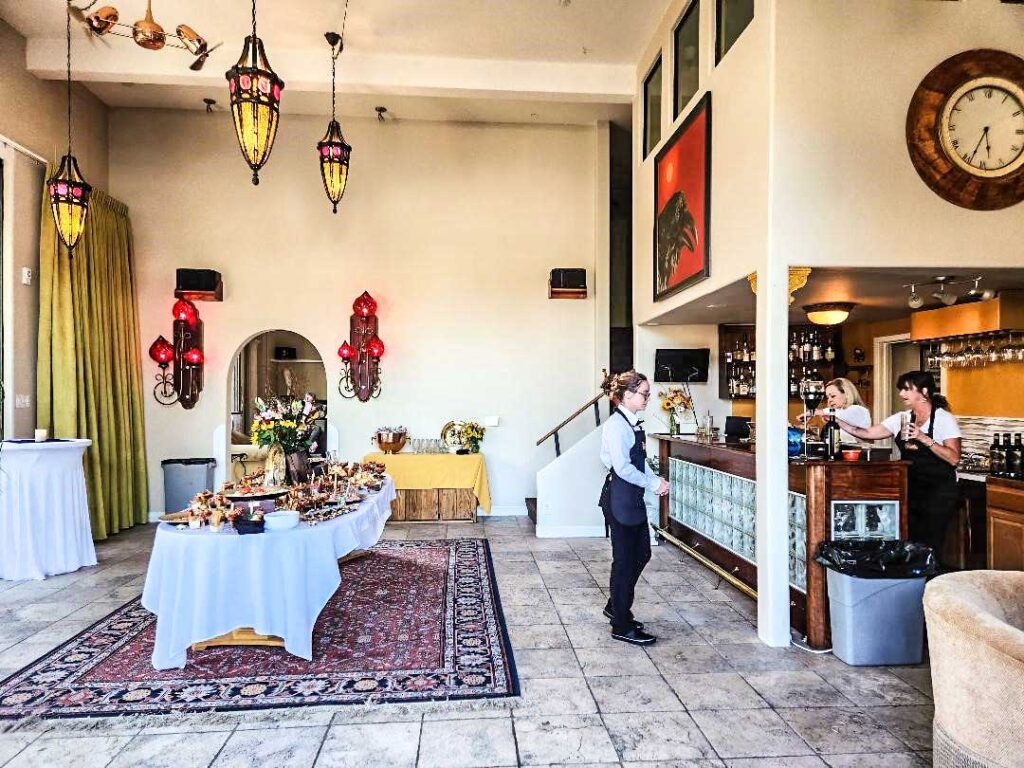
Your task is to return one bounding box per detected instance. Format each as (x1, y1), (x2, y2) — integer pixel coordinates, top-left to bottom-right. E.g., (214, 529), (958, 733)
(746, 267), (812, 306)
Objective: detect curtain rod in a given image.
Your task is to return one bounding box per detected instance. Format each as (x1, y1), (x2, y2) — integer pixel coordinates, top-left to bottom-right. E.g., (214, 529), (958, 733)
(0, 135), (47, 166)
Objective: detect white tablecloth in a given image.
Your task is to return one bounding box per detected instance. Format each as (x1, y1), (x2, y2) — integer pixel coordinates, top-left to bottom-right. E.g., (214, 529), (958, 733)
(0, 439), (96, 581)
(142, 477), (395, 670)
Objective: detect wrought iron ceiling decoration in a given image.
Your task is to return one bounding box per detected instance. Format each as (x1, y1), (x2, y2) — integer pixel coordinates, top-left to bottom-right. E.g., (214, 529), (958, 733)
(69, 1), (222, 70)
(49, 2), (92, 254)
(225, 0), (284, 185)
(318, 16), (353, 214)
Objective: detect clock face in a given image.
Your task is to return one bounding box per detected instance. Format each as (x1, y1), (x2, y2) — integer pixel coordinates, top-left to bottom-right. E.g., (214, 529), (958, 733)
(940, 77), (1024, 178)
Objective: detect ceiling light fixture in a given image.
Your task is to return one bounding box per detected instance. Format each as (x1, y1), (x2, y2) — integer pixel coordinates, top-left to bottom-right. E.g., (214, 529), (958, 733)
(225, 0), (284, 185)
(71, 2), (221, 70)
(746, 267), (812, 305)
(963, 276), (997, 302)
(931, 276), (958, 306)
(49, 3), (92, 254)
(907, 284), (924, 309)
(803, 302), (856, 326)
(318, 6), (353, 214)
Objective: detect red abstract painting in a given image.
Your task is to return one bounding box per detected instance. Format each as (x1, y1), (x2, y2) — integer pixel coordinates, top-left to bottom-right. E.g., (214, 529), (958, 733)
(654, 93), (711, 301)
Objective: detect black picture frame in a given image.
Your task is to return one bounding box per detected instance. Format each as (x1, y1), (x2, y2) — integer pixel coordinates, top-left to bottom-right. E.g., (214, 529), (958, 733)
(653, 92), (712, 303)
(643, 55), (664, 158)
(673, 0), (701, 118)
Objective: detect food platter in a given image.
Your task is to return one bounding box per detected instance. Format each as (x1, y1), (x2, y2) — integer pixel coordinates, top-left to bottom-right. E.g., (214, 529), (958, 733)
(223, 487), (289, 502)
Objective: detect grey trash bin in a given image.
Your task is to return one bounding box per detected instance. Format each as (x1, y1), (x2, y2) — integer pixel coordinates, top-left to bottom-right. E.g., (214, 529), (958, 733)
(161, 458), (216, 513)
(826, 569), (927, 666)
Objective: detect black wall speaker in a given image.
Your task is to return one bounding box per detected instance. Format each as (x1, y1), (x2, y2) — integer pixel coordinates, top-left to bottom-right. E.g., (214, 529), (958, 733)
(549, 268), (587, 299)
(175, 268), (223, 301)
(274, 346), (297, 360)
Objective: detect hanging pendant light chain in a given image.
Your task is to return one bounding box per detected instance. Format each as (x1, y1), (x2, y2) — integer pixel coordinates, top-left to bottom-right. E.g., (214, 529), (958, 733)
(331, 50), (336, 120)
(251, 0), (257, 41)
(66, 4), (72, 153)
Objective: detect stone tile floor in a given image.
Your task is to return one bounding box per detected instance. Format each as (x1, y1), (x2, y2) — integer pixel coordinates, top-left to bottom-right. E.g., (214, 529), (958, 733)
(0, 517), (934, 767)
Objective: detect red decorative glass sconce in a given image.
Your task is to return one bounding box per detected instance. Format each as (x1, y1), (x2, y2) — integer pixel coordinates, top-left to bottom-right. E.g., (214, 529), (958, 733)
(148, 298), (205, 408)
(338, 291), (384, 401)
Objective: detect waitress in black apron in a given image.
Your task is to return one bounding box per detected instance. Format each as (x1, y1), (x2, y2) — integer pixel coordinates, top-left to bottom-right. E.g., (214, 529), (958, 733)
(836, 371), (962, 559)
(599, 371), (669, 646)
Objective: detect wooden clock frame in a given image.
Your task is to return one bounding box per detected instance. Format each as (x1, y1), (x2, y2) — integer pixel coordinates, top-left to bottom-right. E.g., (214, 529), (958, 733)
(906, 48), (1024, 211)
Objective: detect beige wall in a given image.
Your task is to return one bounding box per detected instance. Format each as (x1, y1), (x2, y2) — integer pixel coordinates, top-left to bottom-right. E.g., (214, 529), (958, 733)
(108, 109), (603, 514)
(0, 18), (109, 438)
(634, 0), (773, 326)
(772, 0), (1024, 269)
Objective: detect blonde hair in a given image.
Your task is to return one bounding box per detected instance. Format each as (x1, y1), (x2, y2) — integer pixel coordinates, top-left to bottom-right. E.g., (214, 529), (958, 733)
(601, 370), (649, 404)
(826, 378), (864, 408)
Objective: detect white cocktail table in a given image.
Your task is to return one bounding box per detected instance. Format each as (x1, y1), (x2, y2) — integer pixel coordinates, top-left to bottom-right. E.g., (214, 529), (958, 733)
(142, 477), (395, 669)
(0, 439), (96, 581)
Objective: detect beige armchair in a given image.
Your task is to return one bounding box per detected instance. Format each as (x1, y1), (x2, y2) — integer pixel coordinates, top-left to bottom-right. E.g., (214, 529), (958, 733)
(924, 571), (1024, 768)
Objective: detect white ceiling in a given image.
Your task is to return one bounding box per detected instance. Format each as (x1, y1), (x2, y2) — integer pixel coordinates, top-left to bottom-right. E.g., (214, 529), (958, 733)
(649, 267), (1024, 326)
(1, 0), (667, 125)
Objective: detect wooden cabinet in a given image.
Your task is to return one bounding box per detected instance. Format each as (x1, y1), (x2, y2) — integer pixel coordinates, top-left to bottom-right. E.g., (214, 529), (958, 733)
(987, 477), (1024, 570)
(389, 488), (477, 523)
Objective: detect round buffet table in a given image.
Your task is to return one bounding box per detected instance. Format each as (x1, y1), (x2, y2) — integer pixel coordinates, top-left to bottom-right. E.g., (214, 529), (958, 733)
(142, 477), (395, 670)
(0, 439), (96, 581)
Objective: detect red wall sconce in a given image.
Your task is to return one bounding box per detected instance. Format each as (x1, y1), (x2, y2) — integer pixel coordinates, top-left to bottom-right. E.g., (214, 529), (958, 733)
(338, 291), (384, 401)
(148, 298), (205, 408)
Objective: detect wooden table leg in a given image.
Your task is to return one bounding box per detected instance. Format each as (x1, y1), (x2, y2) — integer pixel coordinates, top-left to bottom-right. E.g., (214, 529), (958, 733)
(339, 549), (372, 565)
(191, 627), (285, 651)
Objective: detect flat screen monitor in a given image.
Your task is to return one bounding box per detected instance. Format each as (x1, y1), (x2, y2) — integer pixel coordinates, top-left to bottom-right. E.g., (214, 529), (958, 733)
(654, 348), (710, 383)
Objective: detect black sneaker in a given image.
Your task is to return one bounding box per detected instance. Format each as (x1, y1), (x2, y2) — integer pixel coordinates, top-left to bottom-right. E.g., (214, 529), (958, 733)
(611, 628), (657, 646)
(603, 607), (644, 630)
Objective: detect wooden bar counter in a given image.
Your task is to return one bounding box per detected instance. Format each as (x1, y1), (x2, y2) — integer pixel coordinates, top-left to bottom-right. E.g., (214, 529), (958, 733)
(654, 435), (907, 649)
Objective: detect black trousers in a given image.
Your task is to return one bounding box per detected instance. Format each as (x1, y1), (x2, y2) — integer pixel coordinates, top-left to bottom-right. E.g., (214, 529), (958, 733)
(607, 518), (651, 634)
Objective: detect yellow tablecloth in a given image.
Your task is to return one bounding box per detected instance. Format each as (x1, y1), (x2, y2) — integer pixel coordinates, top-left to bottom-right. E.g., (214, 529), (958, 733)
(362, 452), (491, 513)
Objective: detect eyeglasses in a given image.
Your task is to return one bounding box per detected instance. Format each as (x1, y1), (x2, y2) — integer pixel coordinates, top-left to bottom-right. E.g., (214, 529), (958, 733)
(633, 390), (651, 399)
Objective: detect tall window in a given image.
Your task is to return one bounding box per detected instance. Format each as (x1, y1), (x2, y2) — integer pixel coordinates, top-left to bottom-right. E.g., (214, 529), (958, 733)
(674, 1), (700, 117)
(717, 0), (754, 63)
(643, 56), (663, 158)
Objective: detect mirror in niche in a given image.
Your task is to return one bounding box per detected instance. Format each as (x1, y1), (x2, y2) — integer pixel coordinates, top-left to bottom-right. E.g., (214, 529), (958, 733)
(228, 330), (328, 482)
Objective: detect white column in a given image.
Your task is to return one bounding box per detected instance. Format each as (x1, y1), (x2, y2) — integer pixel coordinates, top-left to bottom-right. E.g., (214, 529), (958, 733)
(754, 256), (792, 646)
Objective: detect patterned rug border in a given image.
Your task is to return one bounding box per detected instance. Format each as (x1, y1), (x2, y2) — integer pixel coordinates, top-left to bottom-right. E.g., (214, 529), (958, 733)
(0, 538), (519, 720)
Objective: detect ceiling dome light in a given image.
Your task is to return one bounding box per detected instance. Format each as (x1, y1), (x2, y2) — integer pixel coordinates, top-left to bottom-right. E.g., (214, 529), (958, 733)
(803, 302), (856, 326)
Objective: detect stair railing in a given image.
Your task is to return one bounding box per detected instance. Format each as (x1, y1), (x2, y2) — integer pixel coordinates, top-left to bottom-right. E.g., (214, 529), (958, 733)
(536, 391), (607, 457)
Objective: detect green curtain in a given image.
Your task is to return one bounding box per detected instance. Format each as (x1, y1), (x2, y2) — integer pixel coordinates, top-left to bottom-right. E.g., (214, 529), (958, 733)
(37, 176), (149, 540)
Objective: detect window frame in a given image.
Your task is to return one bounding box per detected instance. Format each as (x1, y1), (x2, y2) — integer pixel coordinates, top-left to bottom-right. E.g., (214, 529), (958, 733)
(643, 54), (664, 159)
(673, 0), (701, 119)
(716, 0), (754, 64)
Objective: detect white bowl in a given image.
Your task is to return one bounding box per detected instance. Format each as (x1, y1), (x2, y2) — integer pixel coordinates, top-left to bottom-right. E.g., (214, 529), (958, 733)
(264, 510), (299, 531)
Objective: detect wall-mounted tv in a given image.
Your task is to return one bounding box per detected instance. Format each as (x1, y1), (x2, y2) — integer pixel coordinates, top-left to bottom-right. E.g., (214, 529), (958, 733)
(654, 348), (710, 383)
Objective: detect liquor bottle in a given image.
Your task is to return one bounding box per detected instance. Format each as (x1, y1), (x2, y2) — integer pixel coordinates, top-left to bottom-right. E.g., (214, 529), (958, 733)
(725, 345), (733, 364)
(1010, 434), (1024, 480)
(802, 332), (812, 362)
(789, 334), (799, 362)
(750, 373), (757, 396)
(990, 432), (1005, 477)
(738, 372), (750, 397)
(811, 333), (822, 362)
(821, 411), (842, 460)
(789, 370), (799, 398)
(750, 344), (757, 363)
(741, 337), (750, 362)
(1003, 433), (1013, 472)
(824, 341), (835, 362)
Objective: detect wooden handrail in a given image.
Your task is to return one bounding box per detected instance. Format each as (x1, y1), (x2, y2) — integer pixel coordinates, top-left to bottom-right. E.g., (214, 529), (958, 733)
(536, 391), (606, 447)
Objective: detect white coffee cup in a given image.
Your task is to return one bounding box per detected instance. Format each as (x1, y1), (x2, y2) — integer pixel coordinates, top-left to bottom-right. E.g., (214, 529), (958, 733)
(34, 428), (47, 443)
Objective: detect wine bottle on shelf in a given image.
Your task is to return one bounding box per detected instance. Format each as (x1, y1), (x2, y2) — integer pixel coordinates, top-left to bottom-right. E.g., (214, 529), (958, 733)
(1010, 434), (1024, 480)
(824, 342), (835, 362)
(802, 332), (812, 362)
(725, 345), (733, 364)
(750, 372), (757, 396)
(741, 337), (750, 362)
(738, 372), (750, 397)
(789, 370), (799, 398)
(990, 432), (1005, 477)
(811, 334), (822, 362)
(789, 334), (799, 362)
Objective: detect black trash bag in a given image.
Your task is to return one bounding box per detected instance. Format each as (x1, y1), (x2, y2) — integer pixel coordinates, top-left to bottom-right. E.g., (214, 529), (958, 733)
(814, 539), (938, 579)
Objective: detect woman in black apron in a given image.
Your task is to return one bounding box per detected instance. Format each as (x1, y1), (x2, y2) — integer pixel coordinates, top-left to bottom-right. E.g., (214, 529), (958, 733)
(836, 371), (961, 559)
(599, 371), (669, 646)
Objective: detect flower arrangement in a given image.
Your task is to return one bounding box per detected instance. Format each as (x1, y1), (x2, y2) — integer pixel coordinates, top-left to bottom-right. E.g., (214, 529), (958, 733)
(460, 421), (486, 453)
(659, 386), (695, 435)
(250, 396), (318, 454)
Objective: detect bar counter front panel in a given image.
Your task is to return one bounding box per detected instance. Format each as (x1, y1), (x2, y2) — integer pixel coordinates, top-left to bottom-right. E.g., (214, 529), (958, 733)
(656, 435), (908, 649)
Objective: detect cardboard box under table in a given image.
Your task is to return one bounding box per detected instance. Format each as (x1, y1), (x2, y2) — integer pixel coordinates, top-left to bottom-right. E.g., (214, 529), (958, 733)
(363, 452), (491, 522)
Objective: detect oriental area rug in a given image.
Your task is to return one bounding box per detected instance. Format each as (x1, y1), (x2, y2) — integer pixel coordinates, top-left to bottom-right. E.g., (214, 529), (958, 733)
(0, 539), (518, 719)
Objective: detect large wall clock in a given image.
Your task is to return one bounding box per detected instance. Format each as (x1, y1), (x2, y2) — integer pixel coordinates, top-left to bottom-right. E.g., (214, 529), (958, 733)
(906, 49), (1024, 210)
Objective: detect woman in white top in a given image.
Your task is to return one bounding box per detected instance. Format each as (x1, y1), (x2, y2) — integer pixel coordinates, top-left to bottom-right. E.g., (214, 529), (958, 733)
(836, 371), (961, 561)
(799, 378), (871, 444)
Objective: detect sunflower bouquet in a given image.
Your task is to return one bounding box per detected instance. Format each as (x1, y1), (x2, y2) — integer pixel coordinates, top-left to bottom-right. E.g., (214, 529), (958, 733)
(460, 421), (486, 454)
(658, 386), (695, 435)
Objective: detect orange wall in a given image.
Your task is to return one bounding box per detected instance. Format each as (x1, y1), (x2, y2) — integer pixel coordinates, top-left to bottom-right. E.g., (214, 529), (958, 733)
(731, 400), (804, 422)
(945, 364), (1024, 418)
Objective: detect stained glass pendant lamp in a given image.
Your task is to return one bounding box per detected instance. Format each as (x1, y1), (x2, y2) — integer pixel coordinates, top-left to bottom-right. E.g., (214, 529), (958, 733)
(225, 0), (284, 185)
(317, 24), (352, 212)
(49, 4), (92, 253)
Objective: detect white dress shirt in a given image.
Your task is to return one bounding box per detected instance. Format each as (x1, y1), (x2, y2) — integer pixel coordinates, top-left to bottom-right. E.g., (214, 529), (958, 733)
(600, 407), (661, 493)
